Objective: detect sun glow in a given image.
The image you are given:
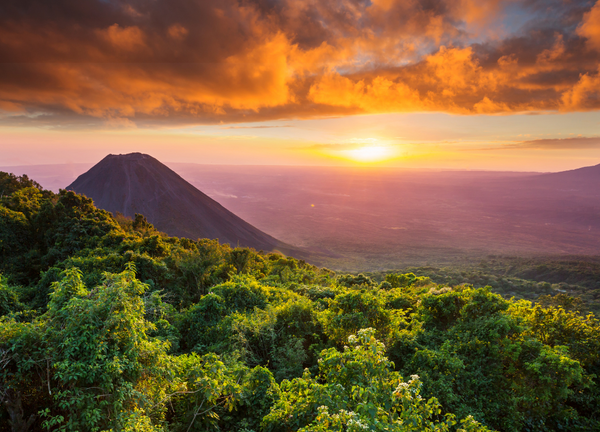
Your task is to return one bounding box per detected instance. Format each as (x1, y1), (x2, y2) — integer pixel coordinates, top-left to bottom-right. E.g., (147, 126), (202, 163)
(344, 145), (392, 163)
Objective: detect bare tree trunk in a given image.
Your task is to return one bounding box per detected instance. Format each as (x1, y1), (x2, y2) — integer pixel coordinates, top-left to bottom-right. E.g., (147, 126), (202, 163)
(3, 391), (36, 432)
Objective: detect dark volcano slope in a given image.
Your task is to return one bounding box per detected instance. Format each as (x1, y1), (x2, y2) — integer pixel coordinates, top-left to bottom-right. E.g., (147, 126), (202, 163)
(67, 153), (304, 256)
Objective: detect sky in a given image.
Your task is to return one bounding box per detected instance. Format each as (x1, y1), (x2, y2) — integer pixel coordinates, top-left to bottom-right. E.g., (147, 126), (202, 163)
(2, 0), (600, 171)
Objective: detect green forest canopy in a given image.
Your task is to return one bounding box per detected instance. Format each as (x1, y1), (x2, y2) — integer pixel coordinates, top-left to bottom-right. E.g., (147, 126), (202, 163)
(0, 171), (599, 432)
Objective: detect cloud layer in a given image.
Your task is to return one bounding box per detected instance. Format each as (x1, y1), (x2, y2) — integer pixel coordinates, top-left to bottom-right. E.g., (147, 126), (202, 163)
(2, 0), (600, 126)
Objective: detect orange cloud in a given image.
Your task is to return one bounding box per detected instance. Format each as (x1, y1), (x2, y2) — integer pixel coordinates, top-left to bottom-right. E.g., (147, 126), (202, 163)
(167, 24), (189, 41)
(308, 74), (424, 112)
(577, 1), (600, 51)
(473, 97), (510, 114)
(0, 0), (599, 127)
(308, 46), (506, 114)
(455, 0), (504, 24)
(561, 67), (600, 110)
(98, 24), (146, 51)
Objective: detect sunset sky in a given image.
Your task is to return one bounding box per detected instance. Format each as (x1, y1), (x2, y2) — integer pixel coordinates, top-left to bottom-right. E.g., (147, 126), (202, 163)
(2, 0), (600, 171)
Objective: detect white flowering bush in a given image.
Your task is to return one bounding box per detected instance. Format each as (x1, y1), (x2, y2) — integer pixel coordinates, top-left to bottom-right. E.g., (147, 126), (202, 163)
(263, 328), (493, 432)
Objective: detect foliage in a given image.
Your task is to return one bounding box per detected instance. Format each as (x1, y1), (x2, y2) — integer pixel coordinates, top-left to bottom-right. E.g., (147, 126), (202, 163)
(263, 328), (490, 432)
(0, 276), (24, 316)
(372, 257), (600, 315)
(2, 174), (600, 432)
(321, 289), (394, 345)
(393, 287), (591, 431)
(0, 173), (44, 199)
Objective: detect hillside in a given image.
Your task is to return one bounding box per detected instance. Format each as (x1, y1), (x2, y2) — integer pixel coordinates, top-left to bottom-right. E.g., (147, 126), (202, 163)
(532, 163), (600, 190)
(1, 173), (599, 432)
(67, 153), (304, 257)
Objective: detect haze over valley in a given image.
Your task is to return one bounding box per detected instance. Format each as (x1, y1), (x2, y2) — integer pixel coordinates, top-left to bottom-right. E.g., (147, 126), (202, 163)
(5, 159), (599, 270)
(175, 164), (600, 269)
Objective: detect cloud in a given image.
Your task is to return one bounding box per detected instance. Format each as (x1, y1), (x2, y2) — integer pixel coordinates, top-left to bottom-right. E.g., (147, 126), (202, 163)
(465, 135), (600, 151)
(486, 136), (600, 150)
(577, 1), (600, 51)
(221, 125), (293, 129)
(1, 0), (600, 127)
(512, 136), (600, 150)
(561, 66), (600, 110)
(97, 24), (146, 51)
(307, 143), (361, 151)
(306, 139), (394, 151)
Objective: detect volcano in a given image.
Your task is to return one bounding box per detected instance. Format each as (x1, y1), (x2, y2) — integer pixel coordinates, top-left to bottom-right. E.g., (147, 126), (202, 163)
(67, 153), (304, 256)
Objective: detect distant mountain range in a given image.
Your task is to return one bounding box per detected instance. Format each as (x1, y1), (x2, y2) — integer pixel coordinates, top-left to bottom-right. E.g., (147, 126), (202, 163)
(529, 163), (600, 191)
(67, 153), (304, 257)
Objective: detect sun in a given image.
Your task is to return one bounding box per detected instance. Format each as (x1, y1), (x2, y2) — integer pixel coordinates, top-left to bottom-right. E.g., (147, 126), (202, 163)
(344, 145), (391, 163)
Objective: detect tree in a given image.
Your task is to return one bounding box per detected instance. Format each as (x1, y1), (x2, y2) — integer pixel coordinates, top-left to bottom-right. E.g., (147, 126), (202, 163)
(263, 328), (491, 432)
(0, 173), (44, 199)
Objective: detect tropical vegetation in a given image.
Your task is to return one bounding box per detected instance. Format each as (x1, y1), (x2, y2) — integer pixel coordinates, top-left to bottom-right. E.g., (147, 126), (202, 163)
(1, 172), (599, 431)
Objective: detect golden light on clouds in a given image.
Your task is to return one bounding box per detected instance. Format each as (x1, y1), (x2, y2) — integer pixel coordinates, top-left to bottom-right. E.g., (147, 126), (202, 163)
(1, 0), (600, 128)
(2, 0), (600, 174)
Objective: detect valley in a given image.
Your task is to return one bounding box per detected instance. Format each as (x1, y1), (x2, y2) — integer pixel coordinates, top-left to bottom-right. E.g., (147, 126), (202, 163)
(4, 161), (599, 270)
